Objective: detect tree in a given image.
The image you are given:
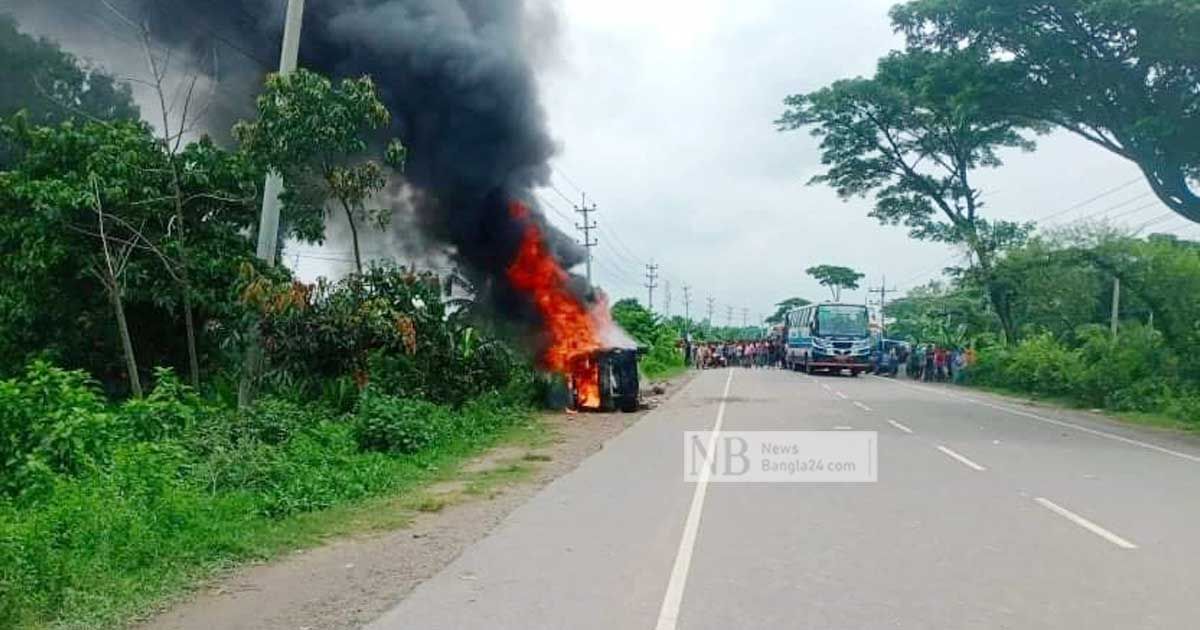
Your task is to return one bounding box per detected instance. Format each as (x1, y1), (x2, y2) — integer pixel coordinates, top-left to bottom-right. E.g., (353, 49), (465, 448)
(779, 50), (1037, 343)
(892, 0), (1200, 224)
(610, 298), (660, 346)
(0, 114), (262, 389)
(234, 69), (407, 274)
(0, 15), (138, 166)
(804, 265), (864, 302)
(766, 297), (812, 324)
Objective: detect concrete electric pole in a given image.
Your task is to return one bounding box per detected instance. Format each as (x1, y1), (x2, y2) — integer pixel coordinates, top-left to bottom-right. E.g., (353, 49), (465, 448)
(644, 262), (659, 310)
(574, 193), (598, 283)
(253, 0), (305, 266)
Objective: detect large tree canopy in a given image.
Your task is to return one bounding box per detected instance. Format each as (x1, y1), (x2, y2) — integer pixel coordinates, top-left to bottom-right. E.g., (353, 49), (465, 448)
(805, 265), (865, 302)
(0, 15), (138, 166)
(891, 0), (1200, 223)
(766, 297), (812, 324)
(780, 50), (1037, 342)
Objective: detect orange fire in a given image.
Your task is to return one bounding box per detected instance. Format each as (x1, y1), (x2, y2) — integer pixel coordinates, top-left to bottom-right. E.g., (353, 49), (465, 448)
(505, 201), (602, 408)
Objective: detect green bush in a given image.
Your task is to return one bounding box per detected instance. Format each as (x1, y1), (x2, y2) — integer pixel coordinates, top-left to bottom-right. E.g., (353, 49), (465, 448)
(353, 390), (452, 454)
(1074, 324), (1176, 410)
(119, 368), (207, 442)
(967, 325), (1198, 425)
(997, 333), (1082, 397)
(0, 361), (119, 501)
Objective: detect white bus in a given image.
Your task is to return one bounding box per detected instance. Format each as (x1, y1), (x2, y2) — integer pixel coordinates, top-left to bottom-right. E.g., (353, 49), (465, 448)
(783, 303), (872, 375)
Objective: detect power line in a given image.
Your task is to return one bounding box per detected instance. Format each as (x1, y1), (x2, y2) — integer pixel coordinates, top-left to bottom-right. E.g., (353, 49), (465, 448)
(1036, 176), (1143, 223)
(536, 193), (575, 226)
(551, 165), (586, 196)
(546, 183), (576, 208)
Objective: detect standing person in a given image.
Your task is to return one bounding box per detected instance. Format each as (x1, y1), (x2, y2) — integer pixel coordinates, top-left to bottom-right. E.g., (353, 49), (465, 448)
(924, 345), (936, 382)
(952, 348), (967, 383)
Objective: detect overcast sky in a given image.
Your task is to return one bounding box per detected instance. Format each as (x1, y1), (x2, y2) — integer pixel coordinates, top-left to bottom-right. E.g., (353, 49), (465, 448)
(535, 0), (1197, 324)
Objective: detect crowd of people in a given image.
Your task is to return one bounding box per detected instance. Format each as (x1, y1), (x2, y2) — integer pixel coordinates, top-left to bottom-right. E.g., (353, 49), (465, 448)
(903, 344), (975, 383)
(679, 338), (976, 382)
(687, 340), (784, 369)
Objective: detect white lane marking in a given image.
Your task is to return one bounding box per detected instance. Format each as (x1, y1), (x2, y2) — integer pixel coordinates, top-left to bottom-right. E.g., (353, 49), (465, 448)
(887, 419), (914, 434)
(936, 445), (987, 471)
(655, 369), (735, 630)
(835, 391), (848, 400)
(1034, 497), (1138, 549)
(833, 425), (853, 430)
(853, 401), (872, 412)
(820, 383), (832, 391)
(874, 376), (1200, 464)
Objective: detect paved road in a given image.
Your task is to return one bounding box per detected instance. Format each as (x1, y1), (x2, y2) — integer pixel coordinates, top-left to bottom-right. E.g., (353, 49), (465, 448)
(366, 369), (1200, 630)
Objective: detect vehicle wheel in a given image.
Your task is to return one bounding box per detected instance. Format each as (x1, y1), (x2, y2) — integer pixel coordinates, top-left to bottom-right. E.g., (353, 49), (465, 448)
(618, 395), (639, 413)
(850, 369), (861, 377)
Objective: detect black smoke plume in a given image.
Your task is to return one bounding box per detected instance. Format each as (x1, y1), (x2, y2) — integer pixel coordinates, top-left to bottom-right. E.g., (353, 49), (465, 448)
(11, 0), (585, 325)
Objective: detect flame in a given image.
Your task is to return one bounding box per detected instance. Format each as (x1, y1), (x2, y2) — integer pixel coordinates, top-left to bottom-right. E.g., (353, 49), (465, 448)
(505, 201), (601, 408)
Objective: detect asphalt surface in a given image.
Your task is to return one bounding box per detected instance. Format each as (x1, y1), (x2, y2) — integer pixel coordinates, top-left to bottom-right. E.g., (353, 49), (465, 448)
(365, 368), (1200, 630)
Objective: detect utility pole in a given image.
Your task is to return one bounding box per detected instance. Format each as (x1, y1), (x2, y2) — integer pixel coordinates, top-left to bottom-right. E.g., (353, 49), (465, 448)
(644, 262), (659, 310)
(726, 305), (734, 327)
(244, 0), (305, 408)
(741, 307), (748, 328)
(574, 193), (598, 283)
(868, 275), (899, 337)
(663, 279), (672, 317)
(682, 284), (692, 331)
(706, 297), (716, 326)
(1110, 276), (1120, 336)
(253, 0), (305, 266)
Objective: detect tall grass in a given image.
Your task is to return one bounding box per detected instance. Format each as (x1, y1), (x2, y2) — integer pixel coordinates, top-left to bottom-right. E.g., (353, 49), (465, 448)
(0, 362), (533, 629)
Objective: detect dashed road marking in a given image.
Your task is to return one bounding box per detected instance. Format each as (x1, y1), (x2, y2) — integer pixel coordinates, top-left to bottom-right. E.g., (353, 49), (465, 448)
(835, 391), (848, 400)
(1034, 497), (1138, 549)
(936, 445), (987, 471)
(874, 376), (1200, 464)
(853, 401), (872, 412)
(887, 419), (914, 434)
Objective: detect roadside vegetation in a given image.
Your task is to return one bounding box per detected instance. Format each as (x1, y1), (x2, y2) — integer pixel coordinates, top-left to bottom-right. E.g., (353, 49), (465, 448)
(0, 19), (540, 629)
(780, 0), (1199, 429)
(610, 298), (686, 379)
(886, 230), (1200, 426)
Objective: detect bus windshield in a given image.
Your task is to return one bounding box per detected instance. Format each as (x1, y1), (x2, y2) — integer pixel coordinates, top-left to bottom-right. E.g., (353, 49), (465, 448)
(815, 305), (868, 337)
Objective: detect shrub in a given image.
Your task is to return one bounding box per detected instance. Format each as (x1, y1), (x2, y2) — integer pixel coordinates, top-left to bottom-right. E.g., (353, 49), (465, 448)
(119, 368), (207, 442)
(236, 396), (324, 445)
(1162, 391), (1200, 424)
(1074, 324), (1176, 410)
(0, 361), (119, 501)
(995, 333), (1082, 397)
(353, 390), (452, 454)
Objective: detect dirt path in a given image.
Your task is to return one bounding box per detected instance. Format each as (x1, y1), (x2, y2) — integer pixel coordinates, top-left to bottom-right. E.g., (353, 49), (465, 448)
(136, 372), (692, 630)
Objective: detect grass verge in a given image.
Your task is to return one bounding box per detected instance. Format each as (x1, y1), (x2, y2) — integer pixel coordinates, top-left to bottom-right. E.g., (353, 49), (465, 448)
(1, 408), (549, 630)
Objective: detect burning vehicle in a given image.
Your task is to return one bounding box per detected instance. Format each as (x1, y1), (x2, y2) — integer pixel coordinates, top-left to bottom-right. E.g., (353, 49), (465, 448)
(506, 202), (641, 412)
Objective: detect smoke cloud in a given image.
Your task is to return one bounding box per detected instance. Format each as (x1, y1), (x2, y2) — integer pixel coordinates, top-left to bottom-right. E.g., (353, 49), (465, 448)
(11, 0), (586, 327)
